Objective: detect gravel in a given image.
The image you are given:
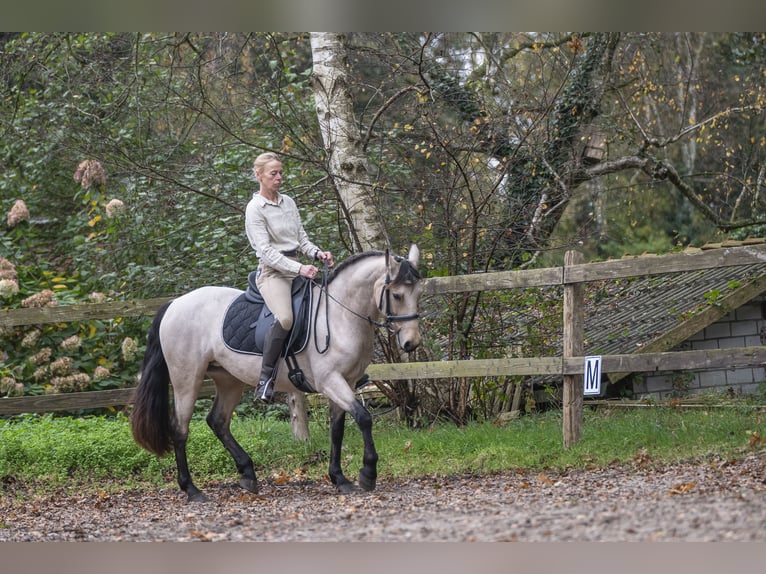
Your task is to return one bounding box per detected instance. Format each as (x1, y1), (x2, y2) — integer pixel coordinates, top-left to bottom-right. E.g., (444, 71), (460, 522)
(1, 452), (764, 542)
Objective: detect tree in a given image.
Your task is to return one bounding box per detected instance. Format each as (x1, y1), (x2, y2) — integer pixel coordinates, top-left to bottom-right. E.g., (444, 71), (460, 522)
(310, 32), (386, 251)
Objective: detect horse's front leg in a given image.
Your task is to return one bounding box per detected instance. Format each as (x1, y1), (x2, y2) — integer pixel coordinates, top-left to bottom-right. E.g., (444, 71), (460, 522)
(349, 400), (378, 491)
(328, 401), (355, 493)
(328, 399), (377, 492)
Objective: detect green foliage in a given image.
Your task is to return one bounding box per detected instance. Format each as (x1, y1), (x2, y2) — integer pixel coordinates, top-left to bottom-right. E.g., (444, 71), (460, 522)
(3, 32), (766, 425)
(0, 406), (763, 494)
(0, 242), (147, 398)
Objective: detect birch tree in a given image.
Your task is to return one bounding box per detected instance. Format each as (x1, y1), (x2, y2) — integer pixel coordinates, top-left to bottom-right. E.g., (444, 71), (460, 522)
(310, 32), (386, 251)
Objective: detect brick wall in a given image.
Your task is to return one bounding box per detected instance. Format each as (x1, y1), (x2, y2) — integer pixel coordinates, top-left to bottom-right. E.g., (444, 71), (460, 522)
(633, 296), (766, 400)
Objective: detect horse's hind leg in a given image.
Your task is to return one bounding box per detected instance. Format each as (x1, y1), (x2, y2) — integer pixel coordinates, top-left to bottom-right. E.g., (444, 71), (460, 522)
(206, 374), (258, 494)
(173, 394), (208, 502)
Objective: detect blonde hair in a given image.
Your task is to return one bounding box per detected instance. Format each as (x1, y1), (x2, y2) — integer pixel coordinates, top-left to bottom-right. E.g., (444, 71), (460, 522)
(252, 152), (281, 177)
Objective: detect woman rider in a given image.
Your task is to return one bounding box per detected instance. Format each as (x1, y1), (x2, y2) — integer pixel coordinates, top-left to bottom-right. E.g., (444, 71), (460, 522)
(245, 152), (334, 402)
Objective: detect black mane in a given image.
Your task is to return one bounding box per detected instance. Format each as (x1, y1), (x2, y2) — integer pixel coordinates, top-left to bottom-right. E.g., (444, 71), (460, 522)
(327, 250), (420, 285)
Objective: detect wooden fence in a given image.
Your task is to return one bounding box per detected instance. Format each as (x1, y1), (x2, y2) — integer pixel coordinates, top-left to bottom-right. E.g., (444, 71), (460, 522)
(4, 242), (766, 446)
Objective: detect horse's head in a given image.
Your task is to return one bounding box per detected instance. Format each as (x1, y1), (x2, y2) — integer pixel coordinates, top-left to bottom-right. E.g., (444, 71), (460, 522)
(379, 244), (423, 353)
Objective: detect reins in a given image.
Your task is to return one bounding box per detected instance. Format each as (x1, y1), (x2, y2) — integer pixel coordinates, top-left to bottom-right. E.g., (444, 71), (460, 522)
(312, 256), (421, 354)
(313, 260), (331, 353)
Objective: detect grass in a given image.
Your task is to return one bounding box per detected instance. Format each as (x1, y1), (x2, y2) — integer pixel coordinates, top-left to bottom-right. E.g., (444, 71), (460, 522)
(0, 404), (764, 495)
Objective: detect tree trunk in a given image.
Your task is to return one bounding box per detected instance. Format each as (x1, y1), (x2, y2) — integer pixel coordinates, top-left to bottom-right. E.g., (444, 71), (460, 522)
(291, 33), (413, 435)
(310, 32), (386, 251)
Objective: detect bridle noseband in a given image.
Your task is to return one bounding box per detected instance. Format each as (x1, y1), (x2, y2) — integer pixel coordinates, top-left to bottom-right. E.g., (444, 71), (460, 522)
(377, 267), (421, 328)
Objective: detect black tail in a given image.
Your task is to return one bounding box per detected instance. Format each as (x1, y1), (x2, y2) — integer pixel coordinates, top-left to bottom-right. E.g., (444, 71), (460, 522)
(130, 301), (174, 456)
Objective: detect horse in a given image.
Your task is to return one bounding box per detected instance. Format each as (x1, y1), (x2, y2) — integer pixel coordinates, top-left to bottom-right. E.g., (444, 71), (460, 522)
(130, 245), (423, 502)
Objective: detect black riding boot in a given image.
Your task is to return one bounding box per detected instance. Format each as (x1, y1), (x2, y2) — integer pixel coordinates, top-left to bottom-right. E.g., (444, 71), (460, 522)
(255, 320), (290, 402)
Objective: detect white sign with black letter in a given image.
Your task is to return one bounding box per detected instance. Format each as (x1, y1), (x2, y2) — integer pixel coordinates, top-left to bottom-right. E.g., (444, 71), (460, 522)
(583, 355), (602, 396)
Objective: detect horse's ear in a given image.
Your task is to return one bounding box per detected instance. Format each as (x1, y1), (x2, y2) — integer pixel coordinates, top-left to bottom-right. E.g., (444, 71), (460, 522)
(407, 244), (420, 267)
(384, 247), (391, 274)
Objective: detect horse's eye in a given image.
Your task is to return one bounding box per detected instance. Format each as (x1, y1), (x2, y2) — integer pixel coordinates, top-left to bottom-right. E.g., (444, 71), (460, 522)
(392, 293), (403, 301)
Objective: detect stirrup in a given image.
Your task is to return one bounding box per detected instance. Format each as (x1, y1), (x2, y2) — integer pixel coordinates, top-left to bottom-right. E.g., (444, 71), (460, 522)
(255, 379), (275, 403)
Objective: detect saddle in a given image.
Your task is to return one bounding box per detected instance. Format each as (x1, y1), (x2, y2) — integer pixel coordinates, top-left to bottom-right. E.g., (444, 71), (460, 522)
(222, 271), (315, 392)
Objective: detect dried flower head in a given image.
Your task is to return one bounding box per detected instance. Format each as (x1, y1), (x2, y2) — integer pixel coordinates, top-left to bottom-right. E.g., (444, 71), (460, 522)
(105, 198), (126, 218)
(33, 366), (49, 381)
(1, 379), (24, 397)
(49, 372), (91, 393)
(22, 329), (42, 348)
(93, 365), (111, 381)
(73, 159), (106, 189)
(50, 356), (73, 376)
(0, 278), (19, 299)
(30, 347), (52, 365)
(21, 289), (55, 308)
(0, 256), (17, 281)
(121, 337), (138, 362)
(6, 199), (30, 228)
(0, 376), (15, 395)
(60, 335), (82, 352)
(88, 292), (107, 303)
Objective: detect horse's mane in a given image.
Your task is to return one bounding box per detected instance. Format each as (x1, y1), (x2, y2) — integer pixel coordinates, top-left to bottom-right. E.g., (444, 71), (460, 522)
(327, 250), (421, 285)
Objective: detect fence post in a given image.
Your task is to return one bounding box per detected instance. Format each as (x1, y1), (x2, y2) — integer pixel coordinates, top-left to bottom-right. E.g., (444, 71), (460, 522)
(562, 250), (584, 447)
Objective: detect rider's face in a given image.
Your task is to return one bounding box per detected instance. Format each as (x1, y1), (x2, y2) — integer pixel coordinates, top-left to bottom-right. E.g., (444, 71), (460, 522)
(257, 160), (283, 196)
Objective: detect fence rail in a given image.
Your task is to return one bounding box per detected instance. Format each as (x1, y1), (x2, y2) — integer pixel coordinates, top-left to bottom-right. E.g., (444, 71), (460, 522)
(4, 242), (766, 442)
(3, 347), (763, 416)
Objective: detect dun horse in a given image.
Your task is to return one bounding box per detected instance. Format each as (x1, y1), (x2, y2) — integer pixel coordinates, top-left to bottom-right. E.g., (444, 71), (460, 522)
(131, 246), (423, 501)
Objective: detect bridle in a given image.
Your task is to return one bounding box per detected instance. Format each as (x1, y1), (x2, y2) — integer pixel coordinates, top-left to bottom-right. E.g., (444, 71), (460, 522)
(313, 256), (421, 353)
(376, 265), (421, 326)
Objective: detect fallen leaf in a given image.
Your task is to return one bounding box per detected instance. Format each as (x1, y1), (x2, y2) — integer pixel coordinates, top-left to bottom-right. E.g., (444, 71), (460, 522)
(669, 481), (697, 495)
(747, 431), (766, 448)
(187, 529), (215, 541)
(537, 473), (555, 486)
(272, 469), (291, 485)
(633, 447), (652, 467)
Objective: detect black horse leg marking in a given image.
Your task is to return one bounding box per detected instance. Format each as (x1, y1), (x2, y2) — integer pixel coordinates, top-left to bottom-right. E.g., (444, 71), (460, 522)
(328, 399), (378, 493)
(173, 432), (207, 502)
(349, 400), (378, 491)
(206, 408), (257, 494)
(328, 402), (354, 492)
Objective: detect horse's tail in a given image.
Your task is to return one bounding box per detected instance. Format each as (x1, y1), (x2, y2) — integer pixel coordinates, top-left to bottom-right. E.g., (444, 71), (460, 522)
(130, 301), (174, 456)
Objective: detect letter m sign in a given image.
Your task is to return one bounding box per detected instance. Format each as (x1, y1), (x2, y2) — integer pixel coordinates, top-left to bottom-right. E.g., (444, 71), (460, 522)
(583, 356), (602, 396)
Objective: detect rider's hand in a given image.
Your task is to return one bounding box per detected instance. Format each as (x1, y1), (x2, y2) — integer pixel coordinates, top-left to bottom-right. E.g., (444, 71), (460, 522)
(316, 250), (334, 267)
(300, 264), (319, 279)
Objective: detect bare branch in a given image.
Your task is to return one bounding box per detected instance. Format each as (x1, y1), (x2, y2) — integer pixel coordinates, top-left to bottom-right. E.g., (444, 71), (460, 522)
(584, 155), (766, 231)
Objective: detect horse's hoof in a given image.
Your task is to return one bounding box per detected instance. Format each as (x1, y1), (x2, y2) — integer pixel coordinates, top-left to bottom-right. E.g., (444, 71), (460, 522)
(239, 477), (259, 493)
(336, 482), (358, 494)
(187, 491), (209, 503)
(358, 473), (376, 492)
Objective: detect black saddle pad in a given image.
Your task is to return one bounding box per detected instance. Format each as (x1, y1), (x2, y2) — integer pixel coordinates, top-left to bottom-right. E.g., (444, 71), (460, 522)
(222, 272), (312, 356)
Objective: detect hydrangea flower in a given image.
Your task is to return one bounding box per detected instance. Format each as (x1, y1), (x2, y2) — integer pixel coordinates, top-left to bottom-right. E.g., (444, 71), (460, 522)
(73, 159), (106, 189)
(6, 199), (30, 228)
(61, 335), (82, 351)
(105, 198), (126, 218)
(0, 278), (19, 299)
(121, 337), (138, 362)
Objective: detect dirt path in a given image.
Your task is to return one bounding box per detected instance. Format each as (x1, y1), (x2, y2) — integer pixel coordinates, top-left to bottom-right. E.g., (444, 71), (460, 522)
(1, 452), (764, 542)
